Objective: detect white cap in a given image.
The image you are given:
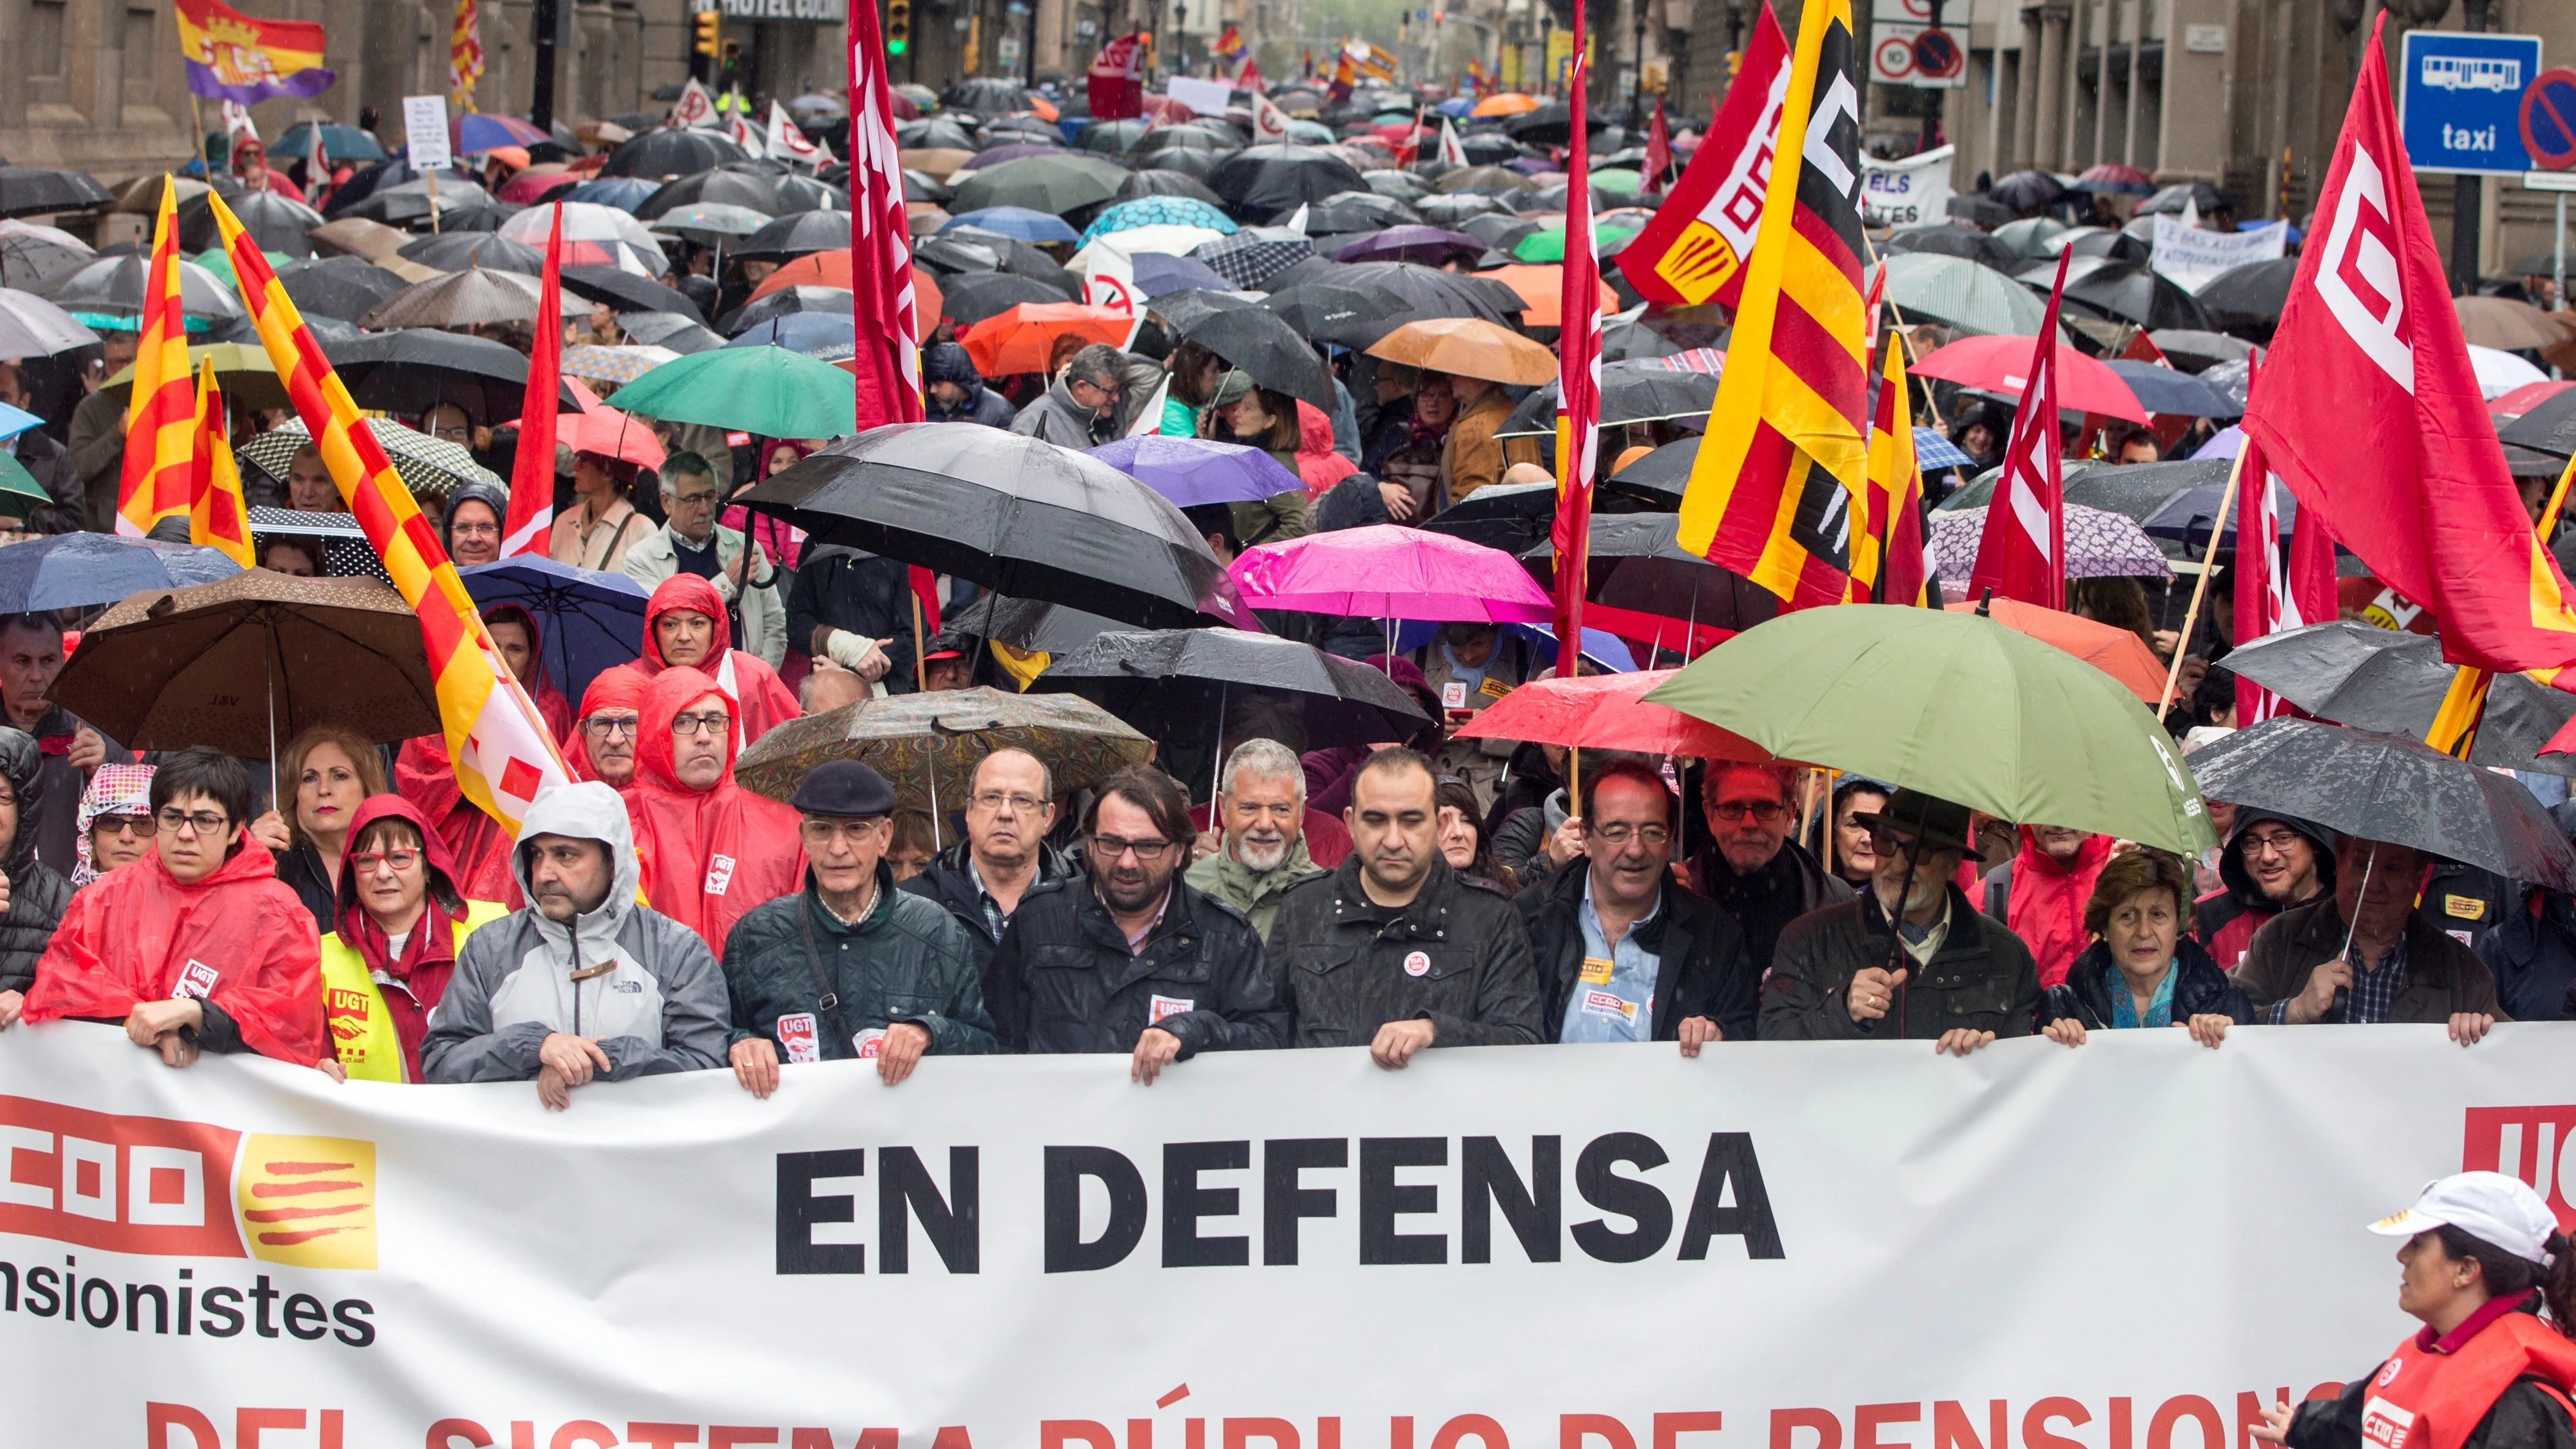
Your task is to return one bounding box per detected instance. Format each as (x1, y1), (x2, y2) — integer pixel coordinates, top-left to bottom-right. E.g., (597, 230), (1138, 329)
(2368, 1172), (2563, 1267)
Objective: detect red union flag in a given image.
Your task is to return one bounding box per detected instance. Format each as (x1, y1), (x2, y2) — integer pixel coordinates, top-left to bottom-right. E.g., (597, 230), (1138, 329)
(1614, 1), (1790, 309)
(2462, 1105), (2576, 1232)
(2243, 13), (2576, 682)
(1968, 250), (2071, 611)
(1089, 32), (1145, 121)
(2231, 424), (2338, 723)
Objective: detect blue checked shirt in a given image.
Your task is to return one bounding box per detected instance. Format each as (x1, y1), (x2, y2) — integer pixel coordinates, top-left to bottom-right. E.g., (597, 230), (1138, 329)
(2268, 933), (2407, 1024)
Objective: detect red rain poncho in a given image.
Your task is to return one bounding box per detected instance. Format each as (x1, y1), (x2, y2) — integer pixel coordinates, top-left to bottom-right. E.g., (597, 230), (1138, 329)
(563, 668), (648, 788)
(485, 603), (576, 741)
(393, 736), (520, 907)
(25, 835), (325, 1065)
(2003, 826), (2114, 989)
(595, 574), (799, 750)
(625, 667), (806, 954)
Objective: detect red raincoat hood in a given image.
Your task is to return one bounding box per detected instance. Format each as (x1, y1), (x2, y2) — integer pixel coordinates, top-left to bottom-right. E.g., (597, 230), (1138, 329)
(639, 573), (734, 674)
(332, 793), (465, 924)
(625, 666), (804, 951)
(567, 667), (649, 784)
(2006, 826), (2115, 989)
(635, 667), (738, 792)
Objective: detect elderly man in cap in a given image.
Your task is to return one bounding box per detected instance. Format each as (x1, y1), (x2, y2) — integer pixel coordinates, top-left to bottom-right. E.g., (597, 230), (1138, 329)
(1760, 788), (2044, 1054)
(722, 759), (998, 1097)
(2235, 835), (2503, 1041)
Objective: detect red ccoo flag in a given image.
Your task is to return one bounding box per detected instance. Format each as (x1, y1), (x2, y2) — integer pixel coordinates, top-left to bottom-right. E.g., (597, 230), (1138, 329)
(2245, 13), (2576, 685)
(847, 0), (937, 635)
(1968, 249), (2073, 611)
(503, 202), (562, 557)
(1641, 97), (1672, 198)
(1549, 1), (1602, 680)
(1615, 2), (1789, 310)
(2231, 428), (2339, 723)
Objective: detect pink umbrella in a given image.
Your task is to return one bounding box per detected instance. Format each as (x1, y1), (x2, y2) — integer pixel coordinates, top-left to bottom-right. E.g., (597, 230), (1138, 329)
(1232, 524), (1553, 624)
(1909, 333), (2151, 423)
(558, 378), (666, 471)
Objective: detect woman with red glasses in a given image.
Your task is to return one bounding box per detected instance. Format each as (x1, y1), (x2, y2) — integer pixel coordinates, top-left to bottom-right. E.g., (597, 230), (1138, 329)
(314, 795), (513, 1084)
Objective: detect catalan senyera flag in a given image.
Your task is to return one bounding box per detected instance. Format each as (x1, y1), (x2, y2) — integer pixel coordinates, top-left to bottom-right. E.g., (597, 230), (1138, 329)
(1550, 17), (1602, 680)
(186, 359), (255, 568)
(116, 180), (197, 540)
(177, 0), (337, 104)
(206, 191), (570, 831)
(1852, 335), (1926, 606)
(1674, 0), (1868, 610)
(449, 0), (484, 108)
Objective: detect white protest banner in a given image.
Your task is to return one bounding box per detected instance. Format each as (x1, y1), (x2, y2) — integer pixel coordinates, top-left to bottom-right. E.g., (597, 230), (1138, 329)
(2152, 213), (2290, 291)
(1167, 77), (1237, 120)
(402, 95), (452, 173)
(1086, 242), (1139, 314)
(1861, 144), (1955, 229)
(6, 1021), (2574, 1445)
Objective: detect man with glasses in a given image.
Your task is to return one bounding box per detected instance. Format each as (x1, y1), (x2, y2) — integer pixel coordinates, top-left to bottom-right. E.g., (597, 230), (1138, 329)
(441, 479), (509, 568)
(981, 765), (1282, 1074)
(1010, 342), (1130, 448)
(1691, 761), (1854, 980)
(623, 669), (806, 955)
(902, 748), (1073, 972)
(622, 452), (787, 669)
(2193, 810), (2338, 970)
(1515, 761), (1757, 1050)
(18, 749), (326, 1068)
(571, 672), (646, 790)
(1759, 788), (2041, 1055)
(721, 760), (997, 1096)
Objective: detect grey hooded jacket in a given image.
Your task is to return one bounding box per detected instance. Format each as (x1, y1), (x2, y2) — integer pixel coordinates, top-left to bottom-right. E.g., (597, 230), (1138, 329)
(420, 781), (731, 1083)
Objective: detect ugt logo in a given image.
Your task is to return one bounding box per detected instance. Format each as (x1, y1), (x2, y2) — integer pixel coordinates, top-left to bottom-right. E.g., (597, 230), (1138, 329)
(2462, 1106), (2576, 1232)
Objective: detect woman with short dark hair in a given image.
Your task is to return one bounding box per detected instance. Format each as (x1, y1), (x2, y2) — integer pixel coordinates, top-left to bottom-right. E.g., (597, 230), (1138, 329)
(2041, 848), (2252, 1049)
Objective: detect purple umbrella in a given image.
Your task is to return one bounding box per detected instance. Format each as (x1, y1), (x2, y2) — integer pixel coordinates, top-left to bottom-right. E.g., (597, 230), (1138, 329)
(966, 143), (1062, 171)
(1926, 503), (2173, 590)
(1231, 523), (1553, 623)
(1090, 436), (1306, 508)
(1333, 226), (1486, 265)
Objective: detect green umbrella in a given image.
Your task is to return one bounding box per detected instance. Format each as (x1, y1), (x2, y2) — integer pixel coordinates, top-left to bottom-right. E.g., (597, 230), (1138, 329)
(1992, 216), (2071, 259)
(1511, 222), (1641, 264)
(609, 345), (857, 441)
(1592, 168), (1644, 195)
(0, 453), (51, 521)
(950, 153), (1129, 216)
(191, 246), (290, 292)
(1642, 604), (2216, 854)
(1878, 252), (2055, 337)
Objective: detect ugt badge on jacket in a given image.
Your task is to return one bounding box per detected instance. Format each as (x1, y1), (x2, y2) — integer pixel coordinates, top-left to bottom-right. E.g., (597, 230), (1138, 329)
(775, 1012), (820, 1063)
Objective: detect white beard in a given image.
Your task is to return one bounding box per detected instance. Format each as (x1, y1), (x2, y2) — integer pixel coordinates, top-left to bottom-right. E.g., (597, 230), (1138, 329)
(1234, 833), (1292, 872)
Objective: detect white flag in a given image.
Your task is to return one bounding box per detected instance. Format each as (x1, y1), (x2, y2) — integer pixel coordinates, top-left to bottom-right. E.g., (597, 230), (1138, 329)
(1084, 242), (1138, 314)
(221, 101), (261, 146)
(1251, 91), (1292, 143)
(1126, 375), (1170, 436)
(668, 78), (720, 129)
(767, 101), (825, 165)
(1437, 117), (1467, 165)
(725, 110), (767, 158)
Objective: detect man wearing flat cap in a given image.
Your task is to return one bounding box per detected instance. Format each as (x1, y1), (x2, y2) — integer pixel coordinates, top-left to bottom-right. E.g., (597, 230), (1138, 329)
(1759, 788), (2044, 1054)
(721, 759), (999, 1097)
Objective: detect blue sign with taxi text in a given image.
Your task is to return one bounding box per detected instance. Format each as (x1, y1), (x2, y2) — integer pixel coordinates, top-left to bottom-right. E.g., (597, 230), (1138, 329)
(2400, 30), (2544, 174)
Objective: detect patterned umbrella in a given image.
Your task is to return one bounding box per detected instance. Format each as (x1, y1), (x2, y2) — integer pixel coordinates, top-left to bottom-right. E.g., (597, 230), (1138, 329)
(1079, 196), (1239, 246)
(734, 686), (1152, 820)
(1190, 229), (1316, 289)
(559, 343), (680, 386)
(242, 418), (498, 501)
(1914, 427), (1973, 470)
(1925, 503), (2173, 589)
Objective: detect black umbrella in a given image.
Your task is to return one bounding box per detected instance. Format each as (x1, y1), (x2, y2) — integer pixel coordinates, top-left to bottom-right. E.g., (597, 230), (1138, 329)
(1333, 261), (1523, 322)
(599, 129), (750, 179)
(1115, 169), (1227, 206)
(1165, 305), (1333, 412)
(1140, 148), (1225, 180)
(634, 167), (783, 219)
(2220, 622), (2576, 778)
(1363, 169), (1432, 202)
(720, 284), (855, 335)
(1457, 133), (1523, 165)
(731, 209), (850, 262)
(2059, 226), (2153, 264)
(951, 154), (1129, 216)
(1434, 164), (1535, 196)
(1947, 194), (2017, 228)
(1148, 287), (1260, 335)
(2501, 389), (2576, 457)
(2185, 717), (2576, 892)
(560, 265), (707, 324)
(1191, 228), (1317, 289)
(946, 78), (1032, 115)
(1517, 514), (1779, 634)
(1502, 103), (1610, 146)
(1034, 628), (1430, 752)
(944, 590), (1129, 654)
(1458, 213), (1542, 253)
(1418, 479), (1561, 552)
(1881, 224), (2024, 273)
(397, 231), (543, 274)
(0, 166), (110, 219)
(1302, 190), (1422, 233)
(904, 169), (952, 205)
(742, 422), (1251, 631)
(1208, 145), (1368, 221)
(940, 270), (1075, 326)
(324, 329), (580, 421)
(177, 189), (321, 257)
(2148, 329), (2257, 373)
(1081, 120), (1156, 156)
(2019, 256), (2211, 330)
(321, 157), (466, 216)
(2137, 181), (2239, 217)
(1989, 169), (2067, 212)
(2195, 257), (2297, 329)
(771, 173), (847, 215)
(0, 221), (93, 292)
(898, 118), (981, 152)
(1599, 312), (1690, 361)
(1137, 126), (1238, 157)
(938, 227), (1081, 297)
(1262, 281), (1413, 348)
(1938, 457), (2229, 523)
(1499, 362), (1721, 438)
(619, 310), (726, 354)
(274, 255), (410, 322)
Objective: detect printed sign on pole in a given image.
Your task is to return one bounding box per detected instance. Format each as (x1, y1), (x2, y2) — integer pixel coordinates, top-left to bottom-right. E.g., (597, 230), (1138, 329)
(2399, 29), (2543, 175)
(1860, 145), (1955, 227)
(402, 95), (453, 172)
(2520, 66), (2576, 172)
(1869, 22), (1966, 88)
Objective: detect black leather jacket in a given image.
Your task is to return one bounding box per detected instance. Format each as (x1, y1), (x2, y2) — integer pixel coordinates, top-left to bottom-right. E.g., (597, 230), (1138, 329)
(1267, 854), (1543, 1049)
(981, 873), (1284, 1056)
(0, 728), (72, 994)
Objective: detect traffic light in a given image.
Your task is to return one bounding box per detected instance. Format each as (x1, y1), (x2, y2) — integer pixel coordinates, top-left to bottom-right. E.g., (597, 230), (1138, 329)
(693, 7), (720, 56)
(886, 0), (910, 55)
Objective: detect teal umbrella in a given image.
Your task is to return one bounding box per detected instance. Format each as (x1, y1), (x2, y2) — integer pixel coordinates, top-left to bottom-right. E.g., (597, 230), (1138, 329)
(609, 346), (858, 441)
(1878, 252), (2055, 337)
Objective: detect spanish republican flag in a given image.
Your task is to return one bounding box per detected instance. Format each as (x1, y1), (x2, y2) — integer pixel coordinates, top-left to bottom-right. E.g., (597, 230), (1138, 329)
(1674, 0), (1869, 610)
(177, 0), (337, 104)
(205, 192), (571, 832)
(1854, 334), (1927, 606)
(116, 179), (195, 540)
(187, 358), (254, 569)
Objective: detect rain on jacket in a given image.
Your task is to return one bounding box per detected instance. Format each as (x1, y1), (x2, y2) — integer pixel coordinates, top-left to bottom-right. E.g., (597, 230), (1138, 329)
(980, 872), (1286, 1055)
(596, 572), (801, 748)
(0, 728), (73, 994)
(1759, 883), (2045, 1042)
(317, 794), (511, 1083)
(626, 667), (807, 956)
(1267, 853), (1544, 1049)
(721, 862), (1000, 1060)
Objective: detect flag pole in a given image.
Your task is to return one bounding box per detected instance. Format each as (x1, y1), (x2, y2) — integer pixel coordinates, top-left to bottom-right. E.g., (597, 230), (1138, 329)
(2154, 439), (2247, 721)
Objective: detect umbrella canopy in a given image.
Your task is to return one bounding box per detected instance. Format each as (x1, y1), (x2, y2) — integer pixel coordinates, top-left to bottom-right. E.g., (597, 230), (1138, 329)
(951, 153), (1129, 215)
(271, 255), (411, 322)
(242, 417), (497, 501)
(1208, 145), (1368, 218)
(611, 345), (857, 441)
(560, 176), (663, 211)
(1191, 229), (1317, 288)
(742, 422), (1249, 631)
(48, 572), (440, 756)
(937, 270), (1076, 327)
(559, 264), (707, 324)
(1129, 251), (1233, 298)
(1498, 362), (1721, 438)
(2471, 344), (2549, 400)
(498, 202), (669, 275)
(0, 454), (60, 520)
(1942, 596), (2168, 703)
(1927, 503), (2171, 588)
(1303, 190), (1424, 233)
(0, 166), (112, 220)
(1080, 120), (1156, 155)
(397, 231), (542, 274)
(722, 284), (858, 335)
(2195, 257), (2297, 329)
(722, 311), (855, 356)
(2187, 718), (2576, 892)
(0, 286), (99, 355)
(1033, 628), (1431, 751)
(1878, 252), (2054, 337)
(99, 341), (284, 412)
(943, 205), (1083, 244)
(175, 189), (321, 257)
(0, 532), (244, 613)
(599, 129), (750, 178)
(1114, 169), (1228, 206)
(958, 302), (1134, 376)
(1881, 224), (2024, 273)
(1158, 305), (1335, 411)
(1452, 669), (1773, 760)
(2147, 329), (2257, 372)
(2102, 359), (2244, 417)
(1366, 316), (1557, 386)
(306, 216), (409, 261)
(1080, 196), (1238, 245)
(325, 328), (579, 420)
(1642, 604), (2214, 854)
(2021, 256), (2212, 331)
(729, 209), (852, 262)
(276, 123), (388, 163)
(901, 118), (981, 152)
(2074, 162), (2156, 195)
(1989, 172), (2068, 215)
(459, 556), (647, 703)
(1262, 280), (1412, 347)
(1335, 225), (1485, 267)
(633, 167), (787, 219)
(1474, 262), (1616, 319)
(1473, 93), (1542, 118)
(49, 254), (243, 324)
(2456, 295), (2574, 352)
(1910, 333), (2149, 422)
(1232, 523), (1553, 622)
(1512, 512), (1780, 639)
(1089, 436), (1308, 508)
(558, 343), (680, 387)
(0, 219), (96, 293)
(2222, 621), (2576, 779)
(736, 686), (1152, 818)
(649, 201), (775, 243)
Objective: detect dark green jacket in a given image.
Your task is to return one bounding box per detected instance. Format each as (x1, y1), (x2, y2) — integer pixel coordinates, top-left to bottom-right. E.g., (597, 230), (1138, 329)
(722, 865), (1000, 1059)
(1758, 883), (2043, 1041)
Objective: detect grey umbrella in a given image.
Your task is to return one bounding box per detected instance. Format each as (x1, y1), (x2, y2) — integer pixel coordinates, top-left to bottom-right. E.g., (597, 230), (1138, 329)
(47, 253), (245, 323)
(2221, 622), (2576, 779)
(1034, 628), (1430, 752)
(359, 267), (585, 329)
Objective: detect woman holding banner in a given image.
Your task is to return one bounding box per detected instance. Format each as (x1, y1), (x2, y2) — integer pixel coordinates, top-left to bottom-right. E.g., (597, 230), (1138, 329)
(2254, 1173), (2576, 1449)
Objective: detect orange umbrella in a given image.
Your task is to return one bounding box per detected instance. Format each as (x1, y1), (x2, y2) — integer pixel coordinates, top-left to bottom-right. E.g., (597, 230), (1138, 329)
(750, 250), (940, 344)
(1945, 598), (2166, 704)
(1027, 95), (1061, 122)
(1477, 263), (1615, 319)
(1473, 93), (1540, 118)
(1365, 317), (1558, 386)
(1452, 669), (1780, 761)
(958, 302), (1133, 376)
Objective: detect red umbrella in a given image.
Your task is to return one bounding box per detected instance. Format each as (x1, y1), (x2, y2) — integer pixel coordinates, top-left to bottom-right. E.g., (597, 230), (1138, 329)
(2077, 162), (2155, 194)
(1450, 669), (1780, 761)
(2491, 379), (2576, 419)
(560, 380), (667, 471)
(1909, 334), (2151, 423)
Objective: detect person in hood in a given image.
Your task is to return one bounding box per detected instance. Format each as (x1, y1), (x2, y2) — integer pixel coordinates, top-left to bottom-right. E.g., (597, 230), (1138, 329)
(627, 667), (806, 955)
(394, 737), (518, 907)
(442, 477), (509, 568)
(1986, 824), (2116, 989)
(70, 761), (156, 889)
(565, 669), (646, 789)
(18, 749), (324, 1067)
(599, 574), (801, 747)
(2195, 809), (2338, 970)
(0, 728), (73, 1019)
(484, 603), (576, 740)
(923, 341), (1019, 428)
(316, 795), (513, 1083)
(421, 780), (731, 1106)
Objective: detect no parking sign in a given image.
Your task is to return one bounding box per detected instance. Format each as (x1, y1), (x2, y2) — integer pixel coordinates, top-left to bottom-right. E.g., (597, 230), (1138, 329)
(2521, 66), (2576, 171)
(1869, 21), (1965, 88)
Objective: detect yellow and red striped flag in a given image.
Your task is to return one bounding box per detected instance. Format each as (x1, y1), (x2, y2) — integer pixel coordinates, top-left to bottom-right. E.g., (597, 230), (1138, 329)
(186, 357), (254, 568)
(1853, 333), (1927, 606)
(1674, 0), (1869, 610)
(204, 191), (570, 831)
(116, 178), (196, 539)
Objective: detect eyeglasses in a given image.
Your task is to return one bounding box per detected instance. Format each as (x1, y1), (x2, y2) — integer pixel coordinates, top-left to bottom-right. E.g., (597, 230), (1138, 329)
(584, 715), (641, 737)
(1709, 800), (1787, 823)
(155, 808), (231, 836)
(1865, 829), (1951, 858)
(1092, 834), (1173, 863)
(2239, 831), (2305, 858)
(1590, 823), (1672, 846)
(350, 849), (421, 874)
(669, 712), (733, 737)
(671, 490), (722, 508)
(971, 790), (1045, 815)
(94, 813), (154, 839)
